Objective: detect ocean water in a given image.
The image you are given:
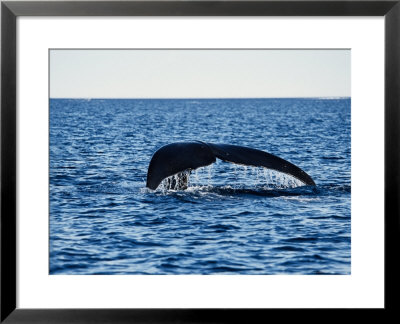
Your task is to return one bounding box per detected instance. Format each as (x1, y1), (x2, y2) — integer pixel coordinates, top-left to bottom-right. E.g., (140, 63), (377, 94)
(50, 98), (351, 275)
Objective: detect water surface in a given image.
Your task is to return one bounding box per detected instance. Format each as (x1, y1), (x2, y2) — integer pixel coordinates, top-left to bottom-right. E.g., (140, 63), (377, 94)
(50, 98), (351, 275)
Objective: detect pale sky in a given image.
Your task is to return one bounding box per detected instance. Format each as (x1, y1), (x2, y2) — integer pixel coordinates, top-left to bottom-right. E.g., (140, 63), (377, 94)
(50, 49), (350, 99)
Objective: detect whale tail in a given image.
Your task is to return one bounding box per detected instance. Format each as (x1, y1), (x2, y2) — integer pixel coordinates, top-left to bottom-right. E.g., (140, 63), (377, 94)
(146, 142), (315, 190)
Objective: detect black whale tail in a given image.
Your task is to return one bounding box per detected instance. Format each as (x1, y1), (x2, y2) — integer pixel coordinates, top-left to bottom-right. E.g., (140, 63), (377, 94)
(146, 142), (315, 190)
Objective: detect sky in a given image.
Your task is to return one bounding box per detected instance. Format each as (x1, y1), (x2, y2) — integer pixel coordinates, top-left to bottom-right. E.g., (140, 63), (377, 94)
(50, 49), (350, 99)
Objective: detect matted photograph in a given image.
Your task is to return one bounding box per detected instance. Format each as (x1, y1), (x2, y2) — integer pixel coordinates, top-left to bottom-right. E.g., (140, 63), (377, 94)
(49, 49), (351, 275)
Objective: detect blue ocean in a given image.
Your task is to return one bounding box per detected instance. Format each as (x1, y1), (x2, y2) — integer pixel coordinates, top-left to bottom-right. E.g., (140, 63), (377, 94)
(49, 98), (351, 275)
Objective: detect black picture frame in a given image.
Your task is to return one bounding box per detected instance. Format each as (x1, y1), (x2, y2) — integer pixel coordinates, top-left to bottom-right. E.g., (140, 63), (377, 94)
(1, 0), (399, 322)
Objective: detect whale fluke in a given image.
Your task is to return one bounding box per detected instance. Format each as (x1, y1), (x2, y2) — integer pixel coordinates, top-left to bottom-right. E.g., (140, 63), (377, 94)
(146, 142), (216, 190)
(146, 141), (315, 190)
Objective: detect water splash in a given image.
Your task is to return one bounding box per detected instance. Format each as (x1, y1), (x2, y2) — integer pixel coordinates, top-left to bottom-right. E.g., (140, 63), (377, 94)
(262, 168), (304, 188)
(159, 170), (191, 192)
(156, 163), (305, 192)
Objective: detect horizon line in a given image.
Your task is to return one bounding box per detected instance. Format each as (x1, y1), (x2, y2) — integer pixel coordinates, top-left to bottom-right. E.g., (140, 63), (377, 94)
(49, 96), (351, 100)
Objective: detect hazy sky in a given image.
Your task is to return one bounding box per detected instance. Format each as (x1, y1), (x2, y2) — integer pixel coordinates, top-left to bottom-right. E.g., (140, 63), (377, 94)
(50, 49), (350, 99)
